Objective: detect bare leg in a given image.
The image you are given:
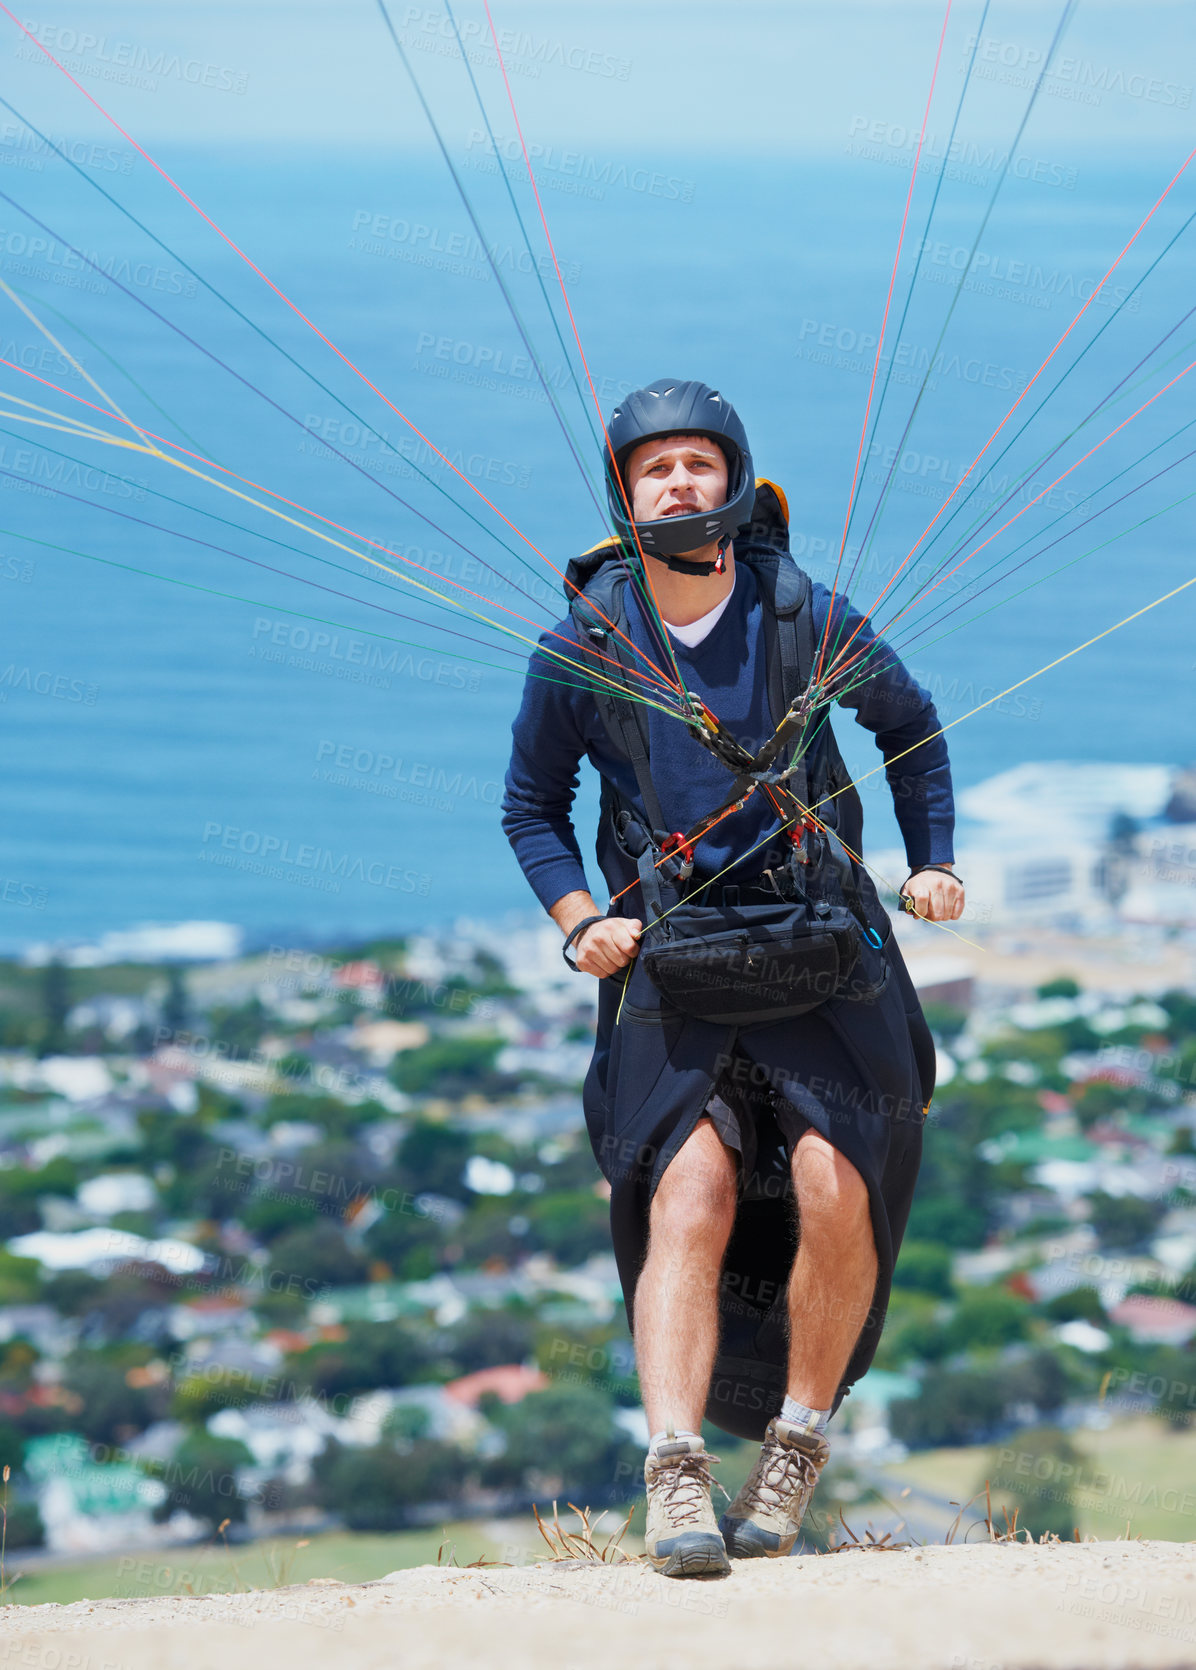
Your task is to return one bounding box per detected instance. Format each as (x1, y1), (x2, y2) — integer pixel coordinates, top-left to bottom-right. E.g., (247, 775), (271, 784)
(634, 1116), (739, 1435)
(785, 1129), (878, 1409)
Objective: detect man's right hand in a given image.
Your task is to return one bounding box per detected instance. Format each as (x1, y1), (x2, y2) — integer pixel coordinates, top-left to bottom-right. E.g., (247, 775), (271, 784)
(551, 891), (643, 977)
(574, 917), (642, 978)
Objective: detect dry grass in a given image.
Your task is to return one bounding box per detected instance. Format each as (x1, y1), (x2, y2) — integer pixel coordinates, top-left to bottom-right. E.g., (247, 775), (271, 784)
(821, 1513), (910, 1552)
(941, 1482), (1111, 1547)
(434, 1500), (636, 1570)
(532, 1502), (638, 1564)
(0, 1464), (19, 1600)
(817, 1476), (1120, 1554)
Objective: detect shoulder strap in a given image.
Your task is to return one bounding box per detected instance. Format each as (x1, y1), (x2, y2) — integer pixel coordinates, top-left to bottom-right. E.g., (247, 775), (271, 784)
(736, 477), (815, 723)
(570, 569), (670, 837)
(739, 539), (814, 809)
(750, 553), (813, 725)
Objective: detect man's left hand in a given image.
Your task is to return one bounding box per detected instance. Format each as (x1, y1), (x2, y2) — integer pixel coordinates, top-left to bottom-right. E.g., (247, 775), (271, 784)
(902, 867), (965, 923)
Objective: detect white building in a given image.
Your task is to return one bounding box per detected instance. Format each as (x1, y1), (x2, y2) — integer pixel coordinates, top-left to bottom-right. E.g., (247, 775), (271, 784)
(874, 762), (1190, 928)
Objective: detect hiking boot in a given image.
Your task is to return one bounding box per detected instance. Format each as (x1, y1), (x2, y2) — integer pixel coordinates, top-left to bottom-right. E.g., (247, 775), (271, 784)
(643, 1431), (730, 1578)
(719, 1418), (830, 1558)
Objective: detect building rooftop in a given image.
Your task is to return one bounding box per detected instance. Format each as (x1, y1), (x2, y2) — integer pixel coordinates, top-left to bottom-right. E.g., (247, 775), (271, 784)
(443, 1364), (548, 1407)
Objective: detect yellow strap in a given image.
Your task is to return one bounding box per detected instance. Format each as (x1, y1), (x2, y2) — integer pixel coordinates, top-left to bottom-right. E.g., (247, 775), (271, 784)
(579, 534), (623, 559)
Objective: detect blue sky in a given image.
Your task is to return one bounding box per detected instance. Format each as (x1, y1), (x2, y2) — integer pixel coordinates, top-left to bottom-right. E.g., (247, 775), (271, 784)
(3, 0), (1193, 152)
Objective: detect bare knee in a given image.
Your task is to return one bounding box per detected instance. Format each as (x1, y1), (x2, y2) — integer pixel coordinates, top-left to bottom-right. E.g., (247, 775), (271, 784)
(792, 1133), (871, 1232)
(650, 1117), (738, 1238)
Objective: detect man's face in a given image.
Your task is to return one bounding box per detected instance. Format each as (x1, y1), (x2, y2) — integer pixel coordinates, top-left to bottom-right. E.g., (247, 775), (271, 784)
(624, 434), (729, 535)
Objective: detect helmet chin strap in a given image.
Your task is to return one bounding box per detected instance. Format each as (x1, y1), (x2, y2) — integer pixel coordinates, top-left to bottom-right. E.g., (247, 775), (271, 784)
(660, 535), (731, 578)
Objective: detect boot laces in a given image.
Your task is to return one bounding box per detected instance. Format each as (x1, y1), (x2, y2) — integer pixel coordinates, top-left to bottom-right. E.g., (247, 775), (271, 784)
(649, 1449), (727, 1526)
(742, 1435), (819, 1514)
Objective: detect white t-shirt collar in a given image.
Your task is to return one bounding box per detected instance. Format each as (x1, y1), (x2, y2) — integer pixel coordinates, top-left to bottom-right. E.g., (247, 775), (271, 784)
(663, 575), (736, 648)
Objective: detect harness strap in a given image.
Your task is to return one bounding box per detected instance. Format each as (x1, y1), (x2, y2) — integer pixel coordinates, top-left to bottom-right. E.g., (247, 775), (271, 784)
(636, 840), (678, 930)
(570, 540), (842, 877)
(758, 557), (812, 812)
(575, 576), (670, 838)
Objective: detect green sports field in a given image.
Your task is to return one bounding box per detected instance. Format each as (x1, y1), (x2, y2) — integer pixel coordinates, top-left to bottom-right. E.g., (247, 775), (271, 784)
(882, 1417), (1196, 1543)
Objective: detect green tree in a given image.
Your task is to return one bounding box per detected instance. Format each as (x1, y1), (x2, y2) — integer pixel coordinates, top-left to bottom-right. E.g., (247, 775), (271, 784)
(889, 1368), (1012, 1448)
(262, 1092), (382, 1141)
(61, 1350), (157, 1446)
(872, 1290), (945, 1369)
(131, 1112), (236, 1219)
(267, 1220), (368, 1290)
(207, 999), (269, 1056)
(983, 1425), (1082, 1539)
(906, 1079), (1041, 1250)
(0, 1252), (42, 1306)
(0, 1497), (43, 1548)
(1141, 1346), (1196, 1431)
(238, 1137), (380, 1242)
(892, 1240), (954, 1298)
(452, 1197), (528, 1269)
(363, 1198), (448, 1279)
(39, 1269), (103, 1317)
(311, 1437), (464, 1530)
(136, 1108), (214, 1172)
(161, 966), (189, 1036)
(905, 1193), (985, 1249)
(443, 1306), (538, 1376)
(1161, 1041), (1196, 1099)
(482, 1382), (640, 1501)
(0, 1008), (39, 1051)
(1041, 1286), (1107, 1326)
(1087, 1191), (1163, 1251)
(393, 1120), (472, 1202)
(71, 1270), (178, 1345)
(391, 1035), (509, 1099)
(171, 1372), (264, 1427)
(37, 959), (70, 1057)
(921, 1002), (968, 1042)
(1004, 1349), (1075, 1416)
(524, 1190), (611, 1266)
(383, 1403), (431, 1444)
(194, 1083), (246, 1124)
(1160, 989), (1196, 1041)
(150, 1431), (256, 1529)
(285, 1320), (432, 1401)
(0, 1418), (28, 1474)
(241, 1190), (322, 1242)
(1072, 1083), (1124, 1131)
(0, 1158), (79, 1240)
(538, 1136), (608, 1192)
(940, 1286), (1034, 1355)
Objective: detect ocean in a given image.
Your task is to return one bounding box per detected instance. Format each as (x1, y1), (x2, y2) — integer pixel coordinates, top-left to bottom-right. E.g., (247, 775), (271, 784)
(1, 140), (1193, 954)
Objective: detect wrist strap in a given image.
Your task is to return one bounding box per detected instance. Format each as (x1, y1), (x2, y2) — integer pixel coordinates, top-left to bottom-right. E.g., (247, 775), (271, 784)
(899, 863), (961, 915)
(562, 914), (605, 971)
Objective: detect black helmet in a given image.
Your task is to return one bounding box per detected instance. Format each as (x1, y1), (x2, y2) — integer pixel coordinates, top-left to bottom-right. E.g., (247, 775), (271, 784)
(604, 378), (756, 560)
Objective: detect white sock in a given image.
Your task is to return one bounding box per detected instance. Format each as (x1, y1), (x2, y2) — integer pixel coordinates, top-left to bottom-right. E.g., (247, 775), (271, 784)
(648, 1428), (701, 1455)
(780, 1396), (831, 1436)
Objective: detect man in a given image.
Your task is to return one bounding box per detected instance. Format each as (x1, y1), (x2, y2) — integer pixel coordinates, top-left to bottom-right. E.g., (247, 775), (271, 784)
(502, 379), (963, 1578)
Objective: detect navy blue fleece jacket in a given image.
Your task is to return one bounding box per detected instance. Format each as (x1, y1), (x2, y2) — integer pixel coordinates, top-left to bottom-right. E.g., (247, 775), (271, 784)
(502, 557), (955, 915)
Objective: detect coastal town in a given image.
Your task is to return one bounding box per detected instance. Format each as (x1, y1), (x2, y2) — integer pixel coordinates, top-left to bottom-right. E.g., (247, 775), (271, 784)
(0, 761), (1194, 1566)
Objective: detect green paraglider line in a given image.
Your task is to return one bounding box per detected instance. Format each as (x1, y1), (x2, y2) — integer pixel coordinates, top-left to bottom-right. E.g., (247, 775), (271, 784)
(0, 525), (689, 719)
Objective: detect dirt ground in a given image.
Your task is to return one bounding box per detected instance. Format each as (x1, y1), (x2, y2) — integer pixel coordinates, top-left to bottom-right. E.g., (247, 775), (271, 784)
(1, 1540), (1194, 1670)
